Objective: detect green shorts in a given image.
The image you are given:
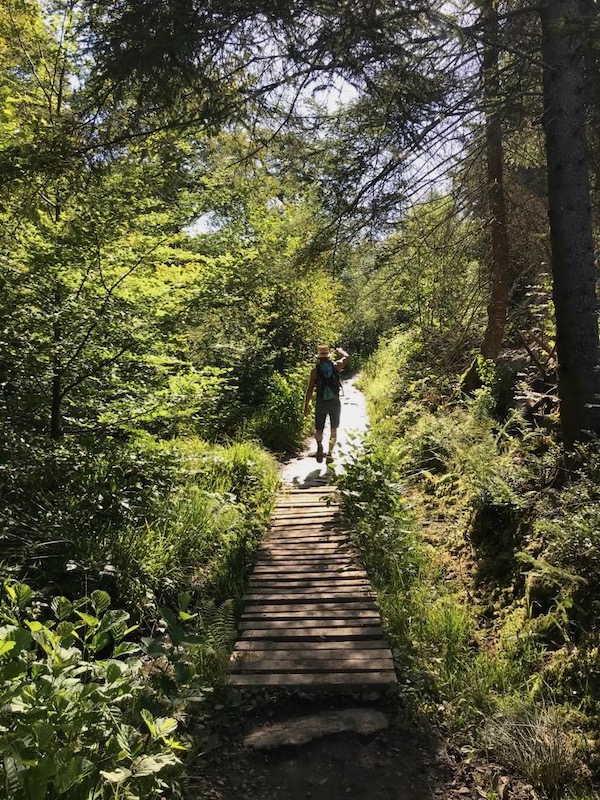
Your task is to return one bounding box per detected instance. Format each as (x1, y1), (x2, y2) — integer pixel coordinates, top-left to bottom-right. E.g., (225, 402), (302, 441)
(315, 397), (341, 431)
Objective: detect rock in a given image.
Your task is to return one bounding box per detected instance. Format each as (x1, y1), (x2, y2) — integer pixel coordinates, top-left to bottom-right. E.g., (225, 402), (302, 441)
(244, 708), (389, 750)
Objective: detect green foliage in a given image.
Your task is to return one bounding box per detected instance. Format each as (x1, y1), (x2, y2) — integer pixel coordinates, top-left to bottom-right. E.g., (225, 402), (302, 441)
(340, 196), (485, 362)
(483, 700), (586, 797)
(335, 437), (536, 728)
(535, 444), (600, 607)
(247, 367), (308, 453)
(1, 434), (278, 616)
(0, 581), (187, 800)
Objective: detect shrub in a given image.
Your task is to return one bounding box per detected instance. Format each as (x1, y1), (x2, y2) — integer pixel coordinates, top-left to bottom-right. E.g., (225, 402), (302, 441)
(0, 581), (188, 800)
(246, 367), (307, 453)
(1, 435), (279, 618)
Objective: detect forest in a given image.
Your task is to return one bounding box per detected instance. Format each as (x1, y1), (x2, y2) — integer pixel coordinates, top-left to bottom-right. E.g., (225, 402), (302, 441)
(1, 0), (600, 797)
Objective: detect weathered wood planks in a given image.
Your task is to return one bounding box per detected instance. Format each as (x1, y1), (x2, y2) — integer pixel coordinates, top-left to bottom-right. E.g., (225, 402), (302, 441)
(229, 487), (397, 688)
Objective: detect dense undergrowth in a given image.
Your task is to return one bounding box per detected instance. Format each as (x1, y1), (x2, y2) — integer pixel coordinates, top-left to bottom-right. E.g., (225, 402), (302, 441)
(337, 330), (600, 800)
(0, 428), (282, 799)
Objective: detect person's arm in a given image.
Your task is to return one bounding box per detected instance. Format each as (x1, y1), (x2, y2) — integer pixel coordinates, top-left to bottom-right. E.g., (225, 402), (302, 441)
(334, 346), (349, 371)
(304, 368), (317, 416)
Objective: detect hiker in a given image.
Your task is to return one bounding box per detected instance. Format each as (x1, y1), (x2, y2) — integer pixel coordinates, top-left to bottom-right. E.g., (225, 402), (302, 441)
(304, 345), (350, 464)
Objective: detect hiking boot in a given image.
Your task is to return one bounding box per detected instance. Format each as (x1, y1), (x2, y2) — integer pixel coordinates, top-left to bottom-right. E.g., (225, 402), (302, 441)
(316, 444), (324, 463)
(326, 453), (334, 464)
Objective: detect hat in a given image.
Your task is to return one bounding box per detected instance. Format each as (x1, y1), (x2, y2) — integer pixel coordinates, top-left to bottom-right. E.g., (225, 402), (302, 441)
(315, 345), (331, 359)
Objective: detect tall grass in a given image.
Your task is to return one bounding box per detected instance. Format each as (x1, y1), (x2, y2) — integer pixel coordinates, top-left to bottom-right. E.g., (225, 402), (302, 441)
(1, 435), (279, 618)
(342, 332), (596, 796)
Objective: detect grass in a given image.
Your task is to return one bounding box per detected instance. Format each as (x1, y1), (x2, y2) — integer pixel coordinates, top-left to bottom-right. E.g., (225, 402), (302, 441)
(1, 435), (279, 619)
(339, 332), (600, 796)
(483, 700), (586, 797)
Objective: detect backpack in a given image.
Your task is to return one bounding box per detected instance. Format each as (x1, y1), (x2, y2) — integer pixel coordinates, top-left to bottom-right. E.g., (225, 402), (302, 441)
(316, 361), (341, 400)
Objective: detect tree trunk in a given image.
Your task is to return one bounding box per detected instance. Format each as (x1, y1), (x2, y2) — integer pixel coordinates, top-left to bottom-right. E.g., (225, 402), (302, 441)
(540, 0), (600, 448)
(461, 0), (511, 394)
(480, 0), (511, 362)
(51, 287), (63, 440)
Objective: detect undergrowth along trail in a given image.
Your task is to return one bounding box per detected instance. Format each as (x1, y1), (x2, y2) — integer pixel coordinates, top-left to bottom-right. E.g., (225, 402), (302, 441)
(333, 331), (600, 800)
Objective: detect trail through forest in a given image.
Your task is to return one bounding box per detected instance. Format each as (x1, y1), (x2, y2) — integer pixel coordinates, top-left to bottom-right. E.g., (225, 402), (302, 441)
(194, 377), (535, 800)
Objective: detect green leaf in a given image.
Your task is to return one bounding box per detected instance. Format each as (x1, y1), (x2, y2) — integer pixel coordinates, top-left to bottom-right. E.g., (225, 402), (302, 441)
(178, 610), (197, 622)
(90, 630), (111, 654)
(106, 661), (125, 683)
(91, 590), (111, 615)
(140, 708), (155, 736)
(2, 658), (27, 680)
(132, 752), (180, 776)
(34, 721), (55, 750)
(54, 755), (94, 793)
(0, 640), (16, 658)
(141, 637), (166, 657)
(112, 642), (141, 658)
(51, 596), (73, 621)
(7, 583), (33, 609)
(153, 717), (178, 738)
(75, 611), (100, 627)
(100, 767), (132, 784)
(23, 757), (54, 800)
(56, 621), (76, 641)
(4, 754), (23, 797)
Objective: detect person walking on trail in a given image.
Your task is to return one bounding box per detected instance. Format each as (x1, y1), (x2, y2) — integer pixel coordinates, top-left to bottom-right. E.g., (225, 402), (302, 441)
(304, 345), (350, 464)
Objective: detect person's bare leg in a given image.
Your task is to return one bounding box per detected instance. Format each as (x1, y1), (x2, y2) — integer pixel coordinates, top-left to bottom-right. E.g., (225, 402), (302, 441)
(315, 429), (324, 462)
(326, 428), (337, 463)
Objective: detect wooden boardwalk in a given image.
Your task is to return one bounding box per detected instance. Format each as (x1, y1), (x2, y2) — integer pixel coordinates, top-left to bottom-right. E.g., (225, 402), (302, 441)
(229, 486), (397, 688)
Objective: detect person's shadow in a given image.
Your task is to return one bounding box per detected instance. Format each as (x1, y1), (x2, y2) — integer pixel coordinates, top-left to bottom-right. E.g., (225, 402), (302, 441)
(291, 468), (332, 488)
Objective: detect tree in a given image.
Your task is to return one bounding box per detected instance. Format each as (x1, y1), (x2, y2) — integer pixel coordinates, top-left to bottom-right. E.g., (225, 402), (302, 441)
(539, 0), (600, 447)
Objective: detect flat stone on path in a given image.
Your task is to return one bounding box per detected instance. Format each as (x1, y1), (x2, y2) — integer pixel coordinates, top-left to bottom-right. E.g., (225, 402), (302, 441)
(244, 708), (389, 750)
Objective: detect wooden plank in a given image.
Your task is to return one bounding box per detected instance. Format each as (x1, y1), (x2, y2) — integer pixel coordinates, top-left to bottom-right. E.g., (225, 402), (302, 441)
(251, 568), (365, 577)
(239, 618), (382, 631)
(244, 595), (374, 604)
(241, 612), (380, 624)
(254, 564), (356, 571)
(244, 602), (377, 611)
(244, 590), (373, 601)
(270, 531), (343, 537)
(248, 585), (370, 592)
(271, 513), (339, 522)
(285, 486), (336, 491)
(243, 602), (379, 613)
(239, 626), (384, 640)
(270, 520), (339, 528)
(275, 500), (339, 509)
(259, 550), (348, 556)
(233, 639), (389, 651)
(231, 658), (394, 673)
(249, 576), (366, 582)
(231, 648), (390, 663)
(271, 513), (338, 519)
(265, 541), (346, 547)
(268, 533), (346, 541)
(254, 550), (356, 573)
(259, 550), (349, 557)
(257, 547), (353, 563)
(228, 672), (397, 686)
(248, 580), (370, 590)
(256, 557), (355, 565)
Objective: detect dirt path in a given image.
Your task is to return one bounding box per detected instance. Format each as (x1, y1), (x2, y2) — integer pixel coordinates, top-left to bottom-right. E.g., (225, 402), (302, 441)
(192, 695), (460, 800)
